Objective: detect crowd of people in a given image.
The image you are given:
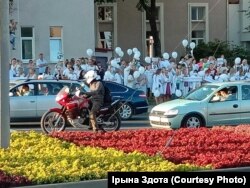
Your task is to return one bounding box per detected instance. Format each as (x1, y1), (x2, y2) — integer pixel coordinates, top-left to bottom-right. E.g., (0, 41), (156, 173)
(9, 51), (250, 105)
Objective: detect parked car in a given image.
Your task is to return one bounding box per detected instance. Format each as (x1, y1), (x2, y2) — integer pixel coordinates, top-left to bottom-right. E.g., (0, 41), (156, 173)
(149, 81), (250, 129)
(9, 79), (149, 123)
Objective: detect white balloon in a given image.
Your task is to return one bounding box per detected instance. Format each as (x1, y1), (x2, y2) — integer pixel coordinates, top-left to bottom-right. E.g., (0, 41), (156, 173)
(135, 51), (141, 57)
(138, 66), (145, 74)
(235, 57), (241, 65)
(175, 89), (182, 97)
(171, 52), (178, 59)
(190, 42), (196, 49)
(132, 47), (138, 53)
(115, 47), (121, 54)
(163, 52), (169, 60)
(144, 56), (151, 64)
(182, 39), (188, 47)
(119, 51), (124, 57)
(134, 53), (140, 60)
(111, 59), (118, 67)
(127, 49), (132, 56)
(133, 71), (140, 79)
(86, 49), (93, 57)
(154, 90), (160, 97)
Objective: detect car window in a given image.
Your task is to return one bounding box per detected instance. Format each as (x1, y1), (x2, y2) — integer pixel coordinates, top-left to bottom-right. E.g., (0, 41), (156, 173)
(105, 82), (127, 92)
(38, 82), (64, 95)
(242, 85), (250, 100)
(210, 86), (238, 102)
(185, 85), (219, 101)
(11, 83), (35, 97)
(63, 82), (83, 93)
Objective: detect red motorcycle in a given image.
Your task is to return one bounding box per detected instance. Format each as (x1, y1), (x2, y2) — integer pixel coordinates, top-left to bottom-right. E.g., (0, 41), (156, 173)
(40, 85), (121, 134)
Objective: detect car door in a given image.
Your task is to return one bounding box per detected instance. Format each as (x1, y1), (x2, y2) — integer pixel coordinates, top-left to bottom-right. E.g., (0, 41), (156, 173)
(240, 85), (250, 123)
(10, 83), (37, 118)
(207, 86), (241, 126)
(36, 82), (63, 117)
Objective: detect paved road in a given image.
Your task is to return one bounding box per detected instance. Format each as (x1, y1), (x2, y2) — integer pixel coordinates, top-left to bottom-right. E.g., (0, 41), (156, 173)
(10, 113), (151, 132)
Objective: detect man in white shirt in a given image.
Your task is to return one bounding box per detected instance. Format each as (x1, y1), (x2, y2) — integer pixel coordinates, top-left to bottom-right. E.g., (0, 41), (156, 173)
(36, 53), (48, 75)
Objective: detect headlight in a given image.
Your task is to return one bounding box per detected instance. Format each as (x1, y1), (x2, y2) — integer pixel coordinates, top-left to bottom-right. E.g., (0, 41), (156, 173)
(150, 108), (155, 114)
(164, 109), (179, 116)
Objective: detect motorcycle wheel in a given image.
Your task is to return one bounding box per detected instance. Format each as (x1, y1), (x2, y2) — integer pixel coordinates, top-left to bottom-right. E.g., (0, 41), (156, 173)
(40, 110), (66, 134)
(100, 114), (121, 132)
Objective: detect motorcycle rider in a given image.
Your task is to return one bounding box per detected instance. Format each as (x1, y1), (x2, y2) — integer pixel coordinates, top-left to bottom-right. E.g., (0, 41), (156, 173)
(83, 70), (105, 132)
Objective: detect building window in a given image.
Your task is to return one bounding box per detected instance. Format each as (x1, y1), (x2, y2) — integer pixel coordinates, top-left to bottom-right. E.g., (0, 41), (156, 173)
(96, 5), (116, 50)
(21, 27), (34, 60)
(191, 30), (205, 44)
(98, 31), (112, 49)
(49, 26), (63, 62)
(188, 3), (208, 44)
(146, 6), (160, 21)
(98, 6), (113, 21)
(191, 7), (205, 21)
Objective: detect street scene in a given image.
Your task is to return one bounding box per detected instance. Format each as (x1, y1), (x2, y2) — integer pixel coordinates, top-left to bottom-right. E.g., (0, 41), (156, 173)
(1, 0), (250, 187)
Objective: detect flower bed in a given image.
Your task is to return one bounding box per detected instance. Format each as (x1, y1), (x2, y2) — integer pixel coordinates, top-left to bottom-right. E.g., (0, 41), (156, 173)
(0, 131), (209, 187)
(51, 127), (250, 169)
(1, 126), (250, 187)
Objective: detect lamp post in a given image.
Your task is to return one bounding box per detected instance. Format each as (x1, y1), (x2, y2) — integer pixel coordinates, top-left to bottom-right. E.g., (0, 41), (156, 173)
(149, 36), (154, 58)
(0, 0), (10, 148)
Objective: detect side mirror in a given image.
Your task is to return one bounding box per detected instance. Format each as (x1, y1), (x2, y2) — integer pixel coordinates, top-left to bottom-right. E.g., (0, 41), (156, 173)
(9, 92), (14, 97)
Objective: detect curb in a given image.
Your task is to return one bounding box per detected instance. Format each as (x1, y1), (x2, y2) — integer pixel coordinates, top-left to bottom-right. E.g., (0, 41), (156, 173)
(16, 167), (250, 187)
(18, 179), (108, 188)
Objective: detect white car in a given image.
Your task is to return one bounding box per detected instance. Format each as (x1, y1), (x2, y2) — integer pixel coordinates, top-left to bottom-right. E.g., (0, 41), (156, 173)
(149, 81), (250, 129)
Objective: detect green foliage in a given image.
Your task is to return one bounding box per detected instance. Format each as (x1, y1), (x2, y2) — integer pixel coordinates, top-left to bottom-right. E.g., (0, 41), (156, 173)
(193, 40), (250, 67)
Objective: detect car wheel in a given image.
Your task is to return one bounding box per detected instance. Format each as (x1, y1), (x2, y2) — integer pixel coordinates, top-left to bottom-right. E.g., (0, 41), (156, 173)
(119, 103), (133, 120)
(181, 114), (203, 128)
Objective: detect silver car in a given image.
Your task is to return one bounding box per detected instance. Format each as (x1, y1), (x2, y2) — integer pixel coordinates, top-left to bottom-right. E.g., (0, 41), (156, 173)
(9, 79), (149, 124)
(149, 81), (250, 129)
(9, 80), (81, 123)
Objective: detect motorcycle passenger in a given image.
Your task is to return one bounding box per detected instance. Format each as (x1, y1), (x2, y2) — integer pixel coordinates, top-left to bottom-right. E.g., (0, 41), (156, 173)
(83, 70), (105, 132)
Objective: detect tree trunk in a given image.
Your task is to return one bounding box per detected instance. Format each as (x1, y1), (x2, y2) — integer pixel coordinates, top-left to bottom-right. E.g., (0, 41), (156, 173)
(148, 0), (161, 57)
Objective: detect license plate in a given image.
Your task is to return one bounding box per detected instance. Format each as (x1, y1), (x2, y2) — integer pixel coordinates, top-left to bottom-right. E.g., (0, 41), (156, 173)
(149, 116), (160, 121)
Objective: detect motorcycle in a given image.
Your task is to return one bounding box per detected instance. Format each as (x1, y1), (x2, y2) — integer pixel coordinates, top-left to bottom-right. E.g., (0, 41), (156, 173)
(40, 85), (121, 134)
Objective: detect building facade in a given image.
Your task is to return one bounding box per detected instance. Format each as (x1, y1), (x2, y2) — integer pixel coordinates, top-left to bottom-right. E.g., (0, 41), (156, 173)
(9, 0), (249, 64)
(10, 0), (95, 63)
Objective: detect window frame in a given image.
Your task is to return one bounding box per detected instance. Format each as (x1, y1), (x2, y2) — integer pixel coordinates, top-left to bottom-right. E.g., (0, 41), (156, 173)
(96, 3), (117, 50)
(20, 27), (35, 61)
(49, 26), (63, 63)
(188, 3), (209, 44)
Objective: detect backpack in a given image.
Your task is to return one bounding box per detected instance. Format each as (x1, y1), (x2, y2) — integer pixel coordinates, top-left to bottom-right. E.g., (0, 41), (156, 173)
(101, 81), (112, 104)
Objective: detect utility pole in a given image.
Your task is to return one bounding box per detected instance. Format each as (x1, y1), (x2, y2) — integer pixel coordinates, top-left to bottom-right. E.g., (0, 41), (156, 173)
(0, 0), (10, 148)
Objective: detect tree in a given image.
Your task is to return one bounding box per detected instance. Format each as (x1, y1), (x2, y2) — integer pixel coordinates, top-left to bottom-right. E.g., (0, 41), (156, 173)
(95, 0), (161, 57)
(193, 39), (250, 67)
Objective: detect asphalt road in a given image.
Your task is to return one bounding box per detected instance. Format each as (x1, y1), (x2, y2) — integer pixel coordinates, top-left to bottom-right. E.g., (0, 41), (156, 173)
(10, 113), (151, 132)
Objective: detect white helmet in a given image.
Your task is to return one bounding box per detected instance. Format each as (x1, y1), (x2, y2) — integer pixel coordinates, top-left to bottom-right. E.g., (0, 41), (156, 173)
(84, 70), (98, 84)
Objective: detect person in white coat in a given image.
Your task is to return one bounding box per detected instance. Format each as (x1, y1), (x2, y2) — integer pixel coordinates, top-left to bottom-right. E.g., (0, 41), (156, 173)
(152, 68), (163, 104)
(144, 64), (154, 97)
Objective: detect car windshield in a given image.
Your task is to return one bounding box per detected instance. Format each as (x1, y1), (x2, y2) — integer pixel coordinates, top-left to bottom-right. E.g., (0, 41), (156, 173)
(184, 85), (219, 101)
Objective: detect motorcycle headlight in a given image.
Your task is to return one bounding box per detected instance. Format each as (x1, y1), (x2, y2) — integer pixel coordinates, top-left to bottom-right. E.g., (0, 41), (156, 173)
(164, 109), (179, 116)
